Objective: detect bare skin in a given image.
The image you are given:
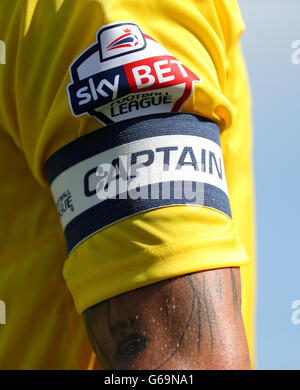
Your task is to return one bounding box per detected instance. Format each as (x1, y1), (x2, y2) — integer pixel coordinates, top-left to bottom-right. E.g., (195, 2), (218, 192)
(83, 267), (251, 370)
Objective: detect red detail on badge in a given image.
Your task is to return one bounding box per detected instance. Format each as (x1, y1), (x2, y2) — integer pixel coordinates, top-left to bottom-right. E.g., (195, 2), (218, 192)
(123, 55), (200, 111)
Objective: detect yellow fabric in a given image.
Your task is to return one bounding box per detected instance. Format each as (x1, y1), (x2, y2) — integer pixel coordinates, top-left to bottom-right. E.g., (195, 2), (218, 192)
(0, 0), (256, 369)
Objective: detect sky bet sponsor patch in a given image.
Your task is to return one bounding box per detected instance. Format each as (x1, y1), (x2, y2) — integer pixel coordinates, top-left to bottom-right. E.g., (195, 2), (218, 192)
(46, 114), (231, 253)
(67, 22), (200, 125)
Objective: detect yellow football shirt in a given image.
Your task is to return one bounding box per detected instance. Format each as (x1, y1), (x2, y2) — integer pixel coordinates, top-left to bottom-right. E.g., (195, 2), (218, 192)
(0, 0), (256, 369)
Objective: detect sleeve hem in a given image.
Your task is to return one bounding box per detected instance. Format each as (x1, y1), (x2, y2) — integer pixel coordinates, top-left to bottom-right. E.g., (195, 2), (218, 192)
(64, 232), (249, 314)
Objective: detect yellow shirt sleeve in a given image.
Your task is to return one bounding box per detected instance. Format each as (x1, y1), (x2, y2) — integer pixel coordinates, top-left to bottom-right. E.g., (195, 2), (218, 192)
(0, 1), (255, 363)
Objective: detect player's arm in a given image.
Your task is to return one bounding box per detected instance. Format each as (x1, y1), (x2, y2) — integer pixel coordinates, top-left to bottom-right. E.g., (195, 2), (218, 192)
(83, 267), (251, 370)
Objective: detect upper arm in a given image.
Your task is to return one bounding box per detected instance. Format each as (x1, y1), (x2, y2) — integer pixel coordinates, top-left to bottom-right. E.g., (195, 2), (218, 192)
(83, 267), (251, 370)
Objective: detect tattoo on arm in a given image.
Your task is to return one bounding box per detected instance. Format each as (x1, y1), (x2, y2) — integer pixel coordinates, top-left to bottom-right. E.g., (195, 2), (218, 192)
(156, 277), (197, 369)
(187, 275), (202, 356)
(107, 300), (149, 363)
(83, 267), (250, 370)
(201, 274), (215, 350)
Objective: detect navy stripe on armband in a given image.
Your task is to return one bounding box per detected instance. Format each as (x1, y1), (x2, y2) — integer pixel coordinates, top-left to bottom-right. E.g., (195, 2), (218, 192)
(46, 113), (231, 253)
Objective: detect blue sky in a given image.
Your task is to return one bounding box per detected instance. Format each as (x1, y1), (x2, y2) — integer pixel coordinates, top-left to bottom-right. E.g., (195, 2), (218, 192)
(239, 0), (300, 369)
